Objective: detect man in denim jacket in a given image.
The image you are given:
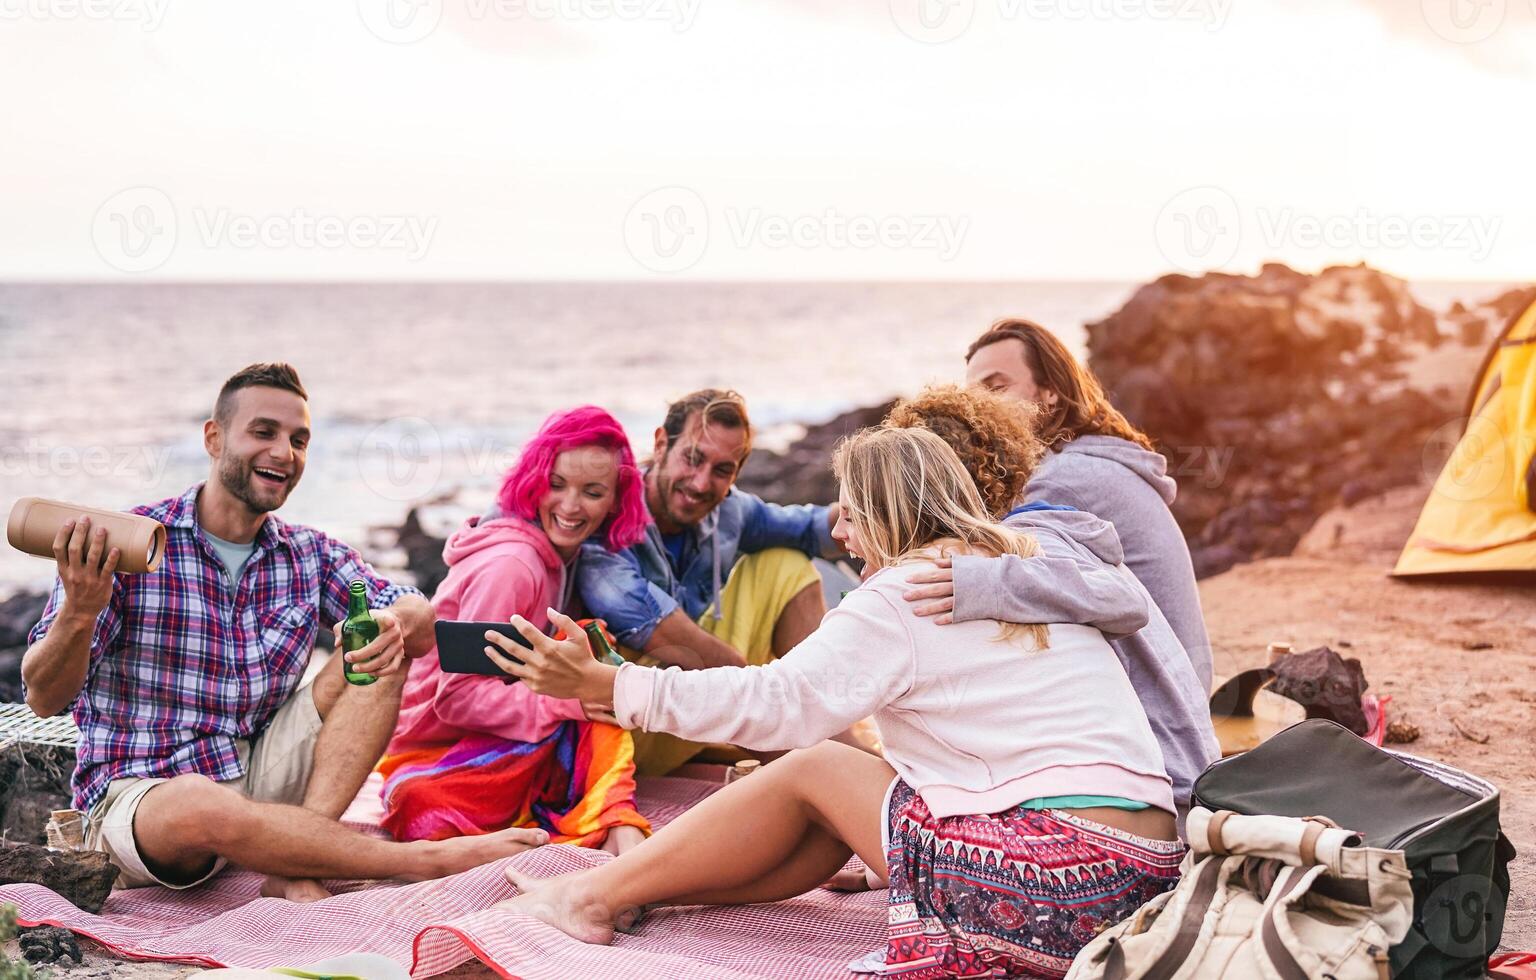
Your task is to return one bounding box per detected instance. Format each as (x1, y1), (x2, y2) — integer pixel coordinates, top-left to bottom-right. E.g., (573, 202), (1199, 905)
(578, 389), (843, 774)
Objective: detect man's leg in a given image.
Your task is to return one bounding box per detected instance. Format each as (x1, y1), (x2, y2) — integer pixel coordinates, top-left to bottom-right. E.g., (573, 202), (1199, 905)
(770, 581), (824, 657)
(500, 741), (895, 944)
(304, 649), (405, 814)
(253, 651), (409, 899)
(128, 773), (547, 886)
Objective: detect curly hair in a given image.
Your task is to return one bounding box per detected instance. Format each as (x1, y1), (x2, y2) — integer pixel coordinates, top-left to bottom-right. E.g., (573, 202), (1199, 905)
(883, 384), (1045, 519)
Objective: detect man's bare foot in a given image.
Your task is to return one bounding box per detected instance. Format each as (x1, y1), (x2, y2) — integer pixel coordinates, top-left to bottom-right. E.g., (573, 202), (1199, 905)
(408, 826), (550, 881)
(497, 867), (621, 945)
(261, 875), (331, 903)
(823, 864), (885, 892)
(600, 825), (647, 856)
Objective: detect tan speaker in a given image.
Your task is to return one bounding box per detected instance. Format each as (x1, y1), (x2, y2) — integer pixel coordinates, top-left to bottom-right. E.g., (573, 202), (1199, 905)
(6, 497), (167, 574)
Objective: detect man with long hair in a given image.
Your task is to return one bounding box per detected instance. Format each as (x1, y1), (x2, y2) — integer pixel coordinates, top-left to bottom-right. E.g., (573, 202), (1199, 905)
(964, 320), (1212, 689)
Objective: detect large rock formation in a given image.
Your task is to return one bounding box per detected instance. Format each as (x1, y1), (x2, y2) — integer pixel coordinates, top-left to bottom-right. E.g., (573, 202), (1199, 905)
(733, 401), (895, 507)
(1086, 263), (1482, 577)
(736, 265), (1531, 580)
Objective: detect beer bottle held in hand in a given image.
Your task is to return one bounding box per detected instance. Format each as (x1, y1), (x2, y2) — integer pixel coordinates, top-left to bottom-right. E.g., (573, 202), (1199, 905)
(583, 620), (627, 667)
(342, 580), (380, 686)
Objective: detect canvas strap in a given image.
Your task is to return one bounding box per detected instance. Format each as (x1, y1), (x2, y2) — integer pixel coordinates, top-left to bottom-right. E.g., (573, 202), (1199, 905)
(1205, 810), (1234, 855)
(1259, 865), (1313, 980)
(1138, 859), (1226, 980)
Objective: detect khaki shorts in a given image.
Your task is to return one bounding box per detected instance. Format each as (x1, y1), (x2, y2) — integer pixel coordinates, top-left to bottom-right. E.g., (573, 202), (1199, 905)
(84, 681), (325, 889)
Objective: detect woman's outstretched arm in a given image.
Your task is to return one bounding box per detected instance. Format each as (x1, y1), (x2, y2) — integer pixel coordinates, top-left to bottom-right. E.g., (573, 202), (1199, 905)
(491, 589), (913, 752)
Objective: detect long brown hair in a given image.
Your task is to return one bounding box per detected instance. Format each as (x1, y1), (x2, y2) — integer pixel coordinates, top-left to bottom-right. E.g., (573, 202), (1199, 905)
(966, 319), (1153, 451)
(833, 426), (1049, 650)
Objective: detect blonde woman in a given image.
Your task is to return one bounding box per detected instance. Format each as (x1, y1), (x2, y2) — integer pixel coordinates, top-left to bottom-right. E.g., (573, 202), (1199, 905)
(489, 427), (1183, 980)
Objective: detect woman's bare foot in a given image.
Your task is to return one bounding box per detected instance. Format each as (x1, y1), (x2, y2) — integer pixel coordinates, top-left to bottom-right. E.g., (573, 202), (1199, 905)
(600, 825), (647, 856)
(496, 867), (621, 945)
(407, 826), (550, 881)
(260, 874), (331, 903)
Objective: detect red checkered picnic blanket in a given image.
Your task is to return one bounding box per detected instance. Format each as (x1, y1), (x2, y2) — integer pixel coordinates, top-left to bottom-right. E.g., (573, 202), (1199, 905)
(0, 775), (885, 978)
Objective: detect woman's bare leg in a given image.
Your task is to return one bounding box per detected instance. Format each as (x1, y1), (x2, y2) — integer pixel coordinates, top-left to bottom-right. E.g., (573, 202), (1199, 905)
(666, 823), (853, 905)
(500, 742), (895, 943)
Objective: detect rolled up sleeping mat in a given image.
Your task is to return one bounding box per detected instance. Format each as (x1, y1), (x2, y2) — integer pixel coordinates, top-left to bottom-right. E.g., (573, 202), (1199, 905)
(6, 497), (166, 574)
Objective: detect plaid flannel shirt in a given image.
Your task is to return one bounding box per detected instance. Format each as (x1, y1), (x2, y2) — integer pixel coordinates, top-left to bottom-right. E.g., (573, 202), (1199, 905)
(26, 483), (420, 814)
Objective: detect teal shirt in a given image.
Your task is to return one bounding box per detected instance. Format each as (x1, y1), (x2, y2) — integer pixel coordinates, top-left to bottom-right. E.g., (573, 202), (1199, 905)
(1022, 795), (1150, 812)
(203, 529), (257, 586)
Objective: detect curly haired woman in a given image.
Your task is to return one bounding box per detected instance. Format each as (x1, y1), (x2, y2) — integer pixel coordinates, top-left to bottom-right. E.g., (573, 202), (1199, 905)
(886, 384), (1217, 816)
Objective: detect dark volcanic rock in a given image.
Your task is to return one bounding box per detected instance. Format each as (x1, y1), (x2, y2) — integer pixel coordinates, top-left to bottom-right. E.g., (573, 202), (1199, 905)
(1268, 645), (1370, 735)
(0, 590), (47, 649)
(1445, 285), (1536, 349)
(0, 842), (116, 913)
(0, 744), (75, 845)
(735, 401), (897, 506)
(0, 591), (47, 702)
(396, 507), (449, 599)
(1086, 264), (1462, 575)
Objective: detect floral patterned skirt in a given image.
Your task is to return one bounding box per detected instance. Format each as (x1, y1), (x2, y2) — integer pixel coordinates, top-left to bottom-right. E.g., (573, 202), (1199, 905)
(881, 780), (1184, 979)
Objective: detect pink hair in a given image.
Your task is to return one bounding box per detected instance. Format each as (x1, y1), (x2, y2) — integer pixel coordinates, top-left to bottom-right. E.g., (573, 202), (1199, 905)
(496, 406), (650, 552)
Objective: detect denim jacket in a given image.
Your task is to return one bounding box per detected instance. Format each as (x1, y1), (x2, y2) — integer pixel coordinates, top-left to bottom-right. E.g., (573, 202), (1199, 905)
(577, 488), (837, 649)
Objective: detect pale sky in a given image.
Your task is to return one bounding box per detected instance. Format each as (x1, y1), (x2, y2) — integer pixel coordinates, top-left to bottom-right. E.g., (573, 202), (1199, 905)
(3, 0), (1533, 281)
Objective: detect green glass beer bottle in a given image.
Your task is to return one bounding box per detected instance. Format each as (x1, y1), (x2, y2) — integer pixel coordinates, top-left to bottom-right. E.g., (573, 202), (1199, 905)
(583, 621), (627, 667)
(341, 580), (379, 686)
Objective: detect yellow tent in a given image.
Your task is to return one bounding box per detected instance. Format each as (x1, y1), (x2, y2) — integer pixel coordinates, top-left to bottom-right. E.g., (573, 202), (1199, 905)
(1395, 297), (1536, 575)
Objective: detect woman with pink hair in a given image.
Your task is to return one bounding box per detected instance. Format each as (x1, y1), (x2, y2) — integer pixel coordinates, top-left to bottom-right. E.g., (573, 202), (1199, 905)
(379, 406), (653, 854)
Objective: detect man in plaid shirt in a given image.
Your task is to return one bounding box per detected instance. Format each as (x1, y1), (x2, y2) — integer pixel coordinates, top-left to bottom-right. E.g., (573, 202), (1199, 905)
(22, 363), (547, 901)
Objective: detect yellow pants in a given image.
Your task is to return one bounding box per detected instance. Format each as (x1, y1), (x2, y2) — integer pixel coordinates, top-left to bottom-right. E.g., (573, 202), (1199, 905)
(624, 547), (822, 777)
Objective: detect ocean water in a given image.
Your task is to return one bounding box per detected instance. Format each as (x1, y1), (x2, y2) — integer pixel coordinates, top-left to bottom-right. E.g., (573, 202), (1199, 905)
(0, 281), (1138, 594)
(0, 279), (1513, 596)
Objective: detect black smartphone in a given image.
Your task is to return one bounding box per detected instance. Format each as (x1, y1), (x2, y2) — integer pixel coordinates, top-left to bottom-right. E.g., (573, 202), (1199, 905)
(434, 620), (533, 679)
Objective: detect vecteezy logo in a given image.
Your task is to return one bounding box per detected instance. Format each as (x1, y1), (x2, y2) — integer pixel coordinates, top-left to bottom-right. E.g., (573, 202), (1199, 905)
(357, 417), (444, 503)
(889, 0), (975, 43)
(1422, 875), (1507, 959)
(622, 186), (709, 274)
(1420, 0), (1506, 43)
(91, 187), (178, 274)
(1154, 186), (1242, 274)
(1426, 414), (1507, 503)
(356, 0), (443, 44)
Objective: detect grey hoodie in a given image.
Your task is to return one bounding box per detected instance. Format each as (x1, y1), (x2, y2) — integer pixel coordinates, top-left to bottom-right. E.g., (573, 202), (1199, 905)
(1026, 435), (1212, 690)
(950, 508), (1220, 811)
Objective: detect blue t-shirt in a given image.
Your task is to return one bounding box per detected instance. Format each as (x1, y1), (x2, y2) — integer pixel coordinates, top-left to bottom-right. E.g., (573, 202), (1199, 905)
(661, 531), (688, 572)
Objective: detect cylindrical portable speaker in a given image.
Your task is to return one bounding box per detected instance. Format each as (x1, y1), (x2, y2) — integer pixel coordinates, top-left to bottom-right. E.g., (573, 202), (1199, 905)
(6, 497), (167, 574)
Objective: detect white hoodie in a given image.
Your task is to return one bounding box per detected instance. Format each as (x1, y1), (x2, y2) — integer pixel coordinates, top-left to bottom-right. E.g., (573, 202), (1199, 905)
(615, 559), (1175, 817)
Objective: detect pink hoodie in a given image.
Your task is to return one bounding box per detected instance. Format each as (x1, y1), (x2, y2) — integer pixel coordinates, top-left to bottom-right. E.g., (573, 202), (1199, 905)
(388, 514), (588, 750)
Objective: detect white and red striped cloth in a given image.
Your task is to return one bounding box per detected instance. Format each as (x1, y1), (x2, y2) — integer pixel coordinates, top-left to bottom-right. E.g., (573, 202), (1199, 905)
(0, 775), (885, 979)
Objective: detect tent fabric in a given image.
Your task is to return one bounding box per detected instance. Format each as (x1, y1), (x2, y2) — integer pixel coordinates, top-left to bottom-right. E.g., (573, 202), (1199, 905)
(0, 773), (885, 979)
(1395, 297), (1536, 575)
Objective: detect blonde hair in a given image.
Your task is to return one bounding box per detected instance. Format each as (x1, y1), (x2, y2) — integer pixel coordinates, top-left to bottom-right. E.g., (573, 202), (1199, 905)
(833, 426), (1050, 650)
